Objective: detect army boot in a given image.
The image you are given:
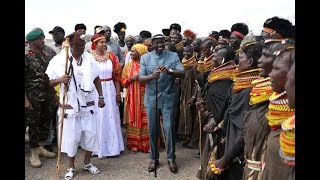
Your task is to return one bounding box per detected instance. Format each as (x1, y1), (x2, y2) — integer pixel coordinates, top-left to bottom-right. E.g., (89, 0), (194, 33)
(36, 146), (56, 159)
(30, 148), (41, 168)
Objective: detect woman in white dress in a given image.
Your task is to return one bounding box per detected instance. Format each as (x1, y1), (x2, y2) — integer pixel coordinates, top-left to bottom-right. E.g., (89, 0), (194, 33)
(90, 34), (124, 157)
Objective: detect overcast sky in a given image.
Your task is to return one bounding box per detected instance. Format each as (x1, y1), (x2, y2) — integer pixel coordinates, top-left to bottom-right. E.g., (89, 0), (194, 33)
(25, 0), (295, 39)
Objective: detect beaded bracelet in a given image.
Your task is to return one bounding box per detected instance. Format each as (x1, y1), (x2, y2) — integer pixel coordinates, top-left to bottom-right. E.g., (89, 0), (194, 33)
(98, 96), (104, 100)
(209, 163), (223, 175)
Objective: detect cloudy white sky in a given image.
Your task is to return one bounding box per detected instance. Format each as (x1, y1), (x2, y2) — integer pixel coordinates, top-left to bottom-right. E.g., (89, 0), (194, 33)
(25, 0), (295, 39)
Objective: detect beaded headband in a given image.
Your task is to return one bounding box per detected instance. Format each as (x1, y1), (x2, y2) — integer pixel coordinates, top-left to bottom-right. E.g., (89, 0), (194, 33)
(273, 45), (295, 56)
(238, 41), (258, 53)
(262, 27), (275, 34)
(264, 38), (287, 45)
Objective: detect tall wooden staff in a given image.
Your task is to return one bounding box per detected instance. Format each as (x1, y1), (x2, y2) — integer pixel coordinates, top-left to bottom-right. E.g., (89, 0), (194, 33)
(56, 38), (70, 174)
(195, 80), (202, 158)
(194, 79), (203, 178)
(159, 117), (167, 150)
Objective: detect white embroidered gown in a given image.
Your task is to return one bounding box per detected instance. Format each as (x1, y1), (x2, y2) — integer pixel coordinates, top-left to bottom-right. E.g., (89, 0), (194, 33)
(92, 59), (124, 157)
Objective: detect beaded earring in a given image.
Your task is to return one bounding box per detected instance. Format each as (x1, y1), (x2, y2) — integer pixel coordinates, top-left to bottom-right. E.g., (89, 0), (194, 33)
(210, 46), (214, 52)
(220, 57), (225, 65)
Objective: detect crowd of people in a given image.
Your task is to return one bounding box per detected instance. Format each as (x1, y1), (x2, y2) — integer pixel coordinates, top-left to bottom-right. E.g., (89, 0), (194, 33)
(25, 16), (295, 180)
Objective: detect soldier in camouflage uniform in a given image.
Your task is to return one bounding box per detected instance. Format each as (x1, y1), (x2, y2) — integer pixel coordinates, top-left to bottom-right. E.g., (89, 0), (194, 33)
(26, 28), (58, 151)
(25, 28), (57, 168)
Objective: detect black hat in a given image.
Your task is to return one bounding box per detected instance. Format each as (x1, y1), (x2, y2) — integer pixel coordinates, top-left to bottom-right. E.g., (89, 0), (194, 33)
(140, 30), (152, 39)
(162, 28), (170, 36)
(169, 23), (181, 33)
(74, 23), (87, 31)
(113, 22), (127, 34)
(49, 26), (65, 34)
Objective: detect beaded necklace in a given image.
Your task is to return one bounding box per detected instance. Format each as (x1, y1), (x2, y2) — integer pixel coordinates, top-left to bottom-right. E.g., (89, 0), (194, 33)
(232, 68), (260, 93)
(249, 77), (273, 105)
(207, 60), (237, 83)
(197, 53), (214, 73)
(92, 50), (110, 62)
(279, 115), (295, 166)
(194, 52), (201, 61)
(266, 91), (295, 130)
(181, 55), (197, 69)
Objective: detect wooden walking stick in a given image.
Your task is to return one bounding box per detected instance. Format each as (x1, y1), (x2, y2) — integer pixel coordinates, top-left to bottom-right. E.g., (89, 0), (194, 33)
(198, 110), (202, 158)
(194, 80), (203, 178)
(56, 38), (70, 174)
(160, 117), (167, 150)
(195, 80), (202, 158)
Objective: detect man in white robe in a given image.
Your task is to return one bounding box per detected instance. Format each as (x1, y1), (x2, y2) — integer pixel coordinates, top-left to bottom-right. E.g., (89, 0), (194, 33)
(46, 32), (105, 180)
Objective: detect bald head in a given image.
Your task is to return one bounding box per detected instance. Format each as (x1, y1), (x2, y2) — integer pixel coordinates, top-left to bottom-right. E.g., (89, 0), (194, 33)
(101, 25), (112, 39)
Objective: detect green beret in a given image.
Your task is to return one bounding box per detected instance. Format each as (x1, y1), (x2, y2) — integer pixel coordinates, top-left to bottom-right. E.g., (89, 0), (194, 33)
(26, 29), (45, 41)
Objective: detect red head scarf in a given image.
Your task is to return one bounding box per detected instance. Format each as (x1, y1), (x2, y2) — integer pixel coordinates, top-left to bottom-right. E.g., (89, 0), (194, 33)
(91, 34), (106, 50)
(231, 31), (244, 40)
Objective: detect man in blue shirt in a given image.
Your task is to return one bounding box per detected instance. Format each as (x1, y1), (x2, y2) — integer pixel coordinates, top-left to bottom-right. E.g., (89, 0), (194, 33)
(139, 34), (185, 173)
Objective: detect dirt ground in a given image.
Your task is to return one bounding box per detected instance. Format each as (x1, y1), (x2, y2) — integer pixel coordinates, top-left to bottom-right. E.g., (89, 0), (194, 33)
(25, 128), (201, 180)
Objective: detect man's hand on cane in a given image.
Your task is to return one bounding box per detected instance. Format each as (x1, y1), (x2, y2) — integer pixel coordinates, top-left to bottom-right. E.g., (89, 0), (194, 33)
(59, 75), (71, 84)
(158, 65), (169, 74)
(152, 68), (161, 79)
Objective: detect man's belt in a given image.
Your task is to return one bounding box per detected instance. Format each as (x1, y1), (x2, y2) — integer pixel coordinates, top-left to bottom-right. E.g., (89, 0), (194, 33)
(100, 78), (113, 82)
(59, 101), (95, 109)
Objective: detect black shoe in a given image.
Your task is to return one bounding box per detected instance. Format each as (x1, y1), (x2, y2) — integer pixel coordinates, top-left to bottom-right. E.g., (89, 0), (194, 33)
(168, 160), (178, 173)
(148, 160), (159, 172)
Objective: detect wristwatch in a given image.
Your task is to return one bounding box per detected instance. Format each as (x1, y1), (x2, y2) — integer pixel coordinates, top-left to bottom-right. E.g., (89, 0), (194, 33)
(168, 68), (173, 75)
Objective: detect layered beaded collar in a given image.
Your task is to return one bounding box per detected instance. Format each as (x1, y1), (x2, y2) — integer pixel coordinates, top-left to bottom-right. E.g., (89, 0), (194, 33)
(266, 91), (295, 130)
(91, 50), (110, 62)
(279, 115), (295, 166)
(181, 55), (197, 69)
(197, 53), (214, 73)
(207, 60), (237, 83)
(249, 77), (273, 105)
(232, 68), (260, 93)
